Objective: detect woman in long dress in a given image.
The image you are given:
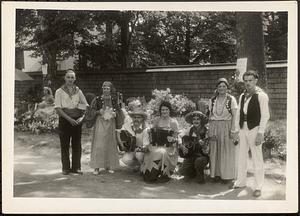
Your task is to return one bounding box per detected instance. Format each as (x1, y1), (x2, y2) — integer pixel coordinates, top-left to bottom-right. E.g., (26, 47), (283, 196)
(208, 78), (238, 183)
(141, 101), (179, 183)
(87, 81), (124, 175)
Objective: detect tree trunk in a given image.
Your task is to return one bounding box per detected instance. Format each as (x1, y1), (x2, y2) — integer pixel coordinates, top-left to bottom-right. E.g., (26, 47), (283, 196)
(120, 12), (130, 68)
(106, 20), (113, 45)
(184, 16), (191, 64)
(45, 48), (58, 90)
(236, 12), (267, 89)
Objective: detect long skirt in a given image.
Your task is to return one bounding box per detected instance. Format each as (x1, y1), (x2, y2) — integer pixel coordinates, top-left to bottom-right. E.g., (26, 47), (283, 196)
(90, 115), (119, 169)
(141, 145), (178, 181)
(208, 120), (236, 180)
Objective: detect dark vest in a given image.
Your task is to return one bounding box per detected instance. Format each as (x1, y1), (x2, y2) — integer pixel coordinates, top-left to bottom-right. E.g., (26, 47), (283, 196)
(239, 94), (261, 130)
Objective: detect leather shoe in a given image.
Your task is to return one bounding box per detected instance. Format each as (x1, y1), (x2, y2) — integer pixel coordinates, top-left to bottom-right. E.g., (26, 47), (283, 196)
(62, 170), (70, 175)
(213, 176), (221, 183)
(229, 184), (246, 189)
(253, 190), (261, 197)
(157, 174), (170, 183)
(221, 179), (231, 184)
(71, 169), (83, 175)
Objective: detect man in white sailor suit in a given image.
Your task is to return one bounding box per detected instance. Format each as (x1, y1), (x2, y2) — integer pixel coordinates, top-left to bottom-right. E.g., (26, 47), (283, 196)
(231, 70), (270, 198)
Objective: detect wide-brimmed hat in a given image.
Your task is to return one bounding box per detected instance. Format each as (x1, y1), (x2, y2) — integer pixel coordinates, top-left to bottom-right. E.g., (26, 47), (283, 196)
(128, 107), (148, 120)
(185, 111), (207, 124)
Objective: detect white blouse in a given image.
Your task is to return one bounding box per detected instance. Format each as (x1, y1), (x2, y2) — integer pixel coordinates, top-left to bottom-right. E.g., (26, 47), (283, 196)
(54, 88), (88, 110)
(209, 94), (238, 121)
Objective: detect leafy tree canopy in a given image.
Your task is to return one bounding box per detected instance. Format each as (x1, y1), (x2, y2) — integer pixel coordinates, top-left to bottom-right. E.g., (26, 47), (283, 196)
(16, 10), (287, 71)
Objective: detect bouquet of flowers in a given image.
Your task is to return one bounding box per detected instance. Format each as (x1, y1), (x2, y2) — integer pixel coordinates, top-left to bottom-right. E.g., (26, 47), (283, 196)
(102, 107), (116, 120)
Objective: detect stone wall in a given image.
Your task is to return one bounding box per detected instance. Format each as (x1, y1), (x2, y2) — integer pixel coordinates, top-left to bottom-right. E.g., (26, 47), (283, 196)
(15, 61), (287, 119)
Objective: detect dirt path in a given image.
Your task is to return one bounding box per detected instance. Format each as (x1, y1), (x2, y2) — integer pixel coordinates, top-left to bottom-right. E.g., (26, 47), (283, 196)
(14, 132), (286, 199)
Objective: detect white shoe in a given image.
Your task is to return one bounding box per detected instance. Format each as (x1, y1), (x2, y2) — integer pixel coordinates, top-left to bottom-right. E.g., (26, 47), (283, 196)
(108, 170), (114, 174)
(93, 169), (100, 175)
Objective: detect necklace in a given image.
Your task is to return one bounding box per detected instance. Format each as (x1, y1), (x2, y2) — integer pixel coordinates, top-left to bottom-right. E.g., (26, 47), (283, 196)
(215, 95), (226, 116)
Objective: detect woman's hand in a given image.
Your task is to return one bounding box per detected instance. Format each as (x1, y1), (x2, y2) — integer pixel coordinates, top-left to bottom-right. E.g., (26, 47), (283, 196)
(230, 130), (238, 140)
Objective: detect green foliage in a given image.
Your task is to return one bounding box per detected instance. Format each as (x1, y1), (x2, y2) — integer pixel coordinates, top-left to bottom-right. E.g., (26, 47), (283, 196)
(228, 69), (246, 100)
(263, 12), (287, 61)
(263, 120), (286, 160)
(146, 88), (196, 117)
(15, 107), (59, 134)
(21, 84), (44, 104)
(16, 10), (287, 70)
(131, 11), (237, 66)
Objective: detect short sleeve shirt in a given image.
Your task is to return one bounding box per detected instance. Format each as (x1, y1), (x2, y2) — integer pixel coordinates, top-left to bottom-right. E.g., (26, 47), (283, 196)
(54, 87), (88, 110)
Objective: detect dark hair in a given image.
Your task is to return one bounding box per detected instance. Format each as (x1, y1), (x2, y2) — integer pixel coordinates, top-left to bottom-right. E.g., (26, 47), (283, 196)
(191, 115), (207, 129)
(216, 78), (229, 88)
(243, 70), (259, 80)
(159, 101), (174, 117)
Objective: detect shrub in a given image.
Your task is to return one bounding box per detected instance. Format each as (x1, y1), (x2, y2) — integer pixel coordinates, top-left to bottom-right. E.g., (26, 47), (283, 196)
(263, 119), (286, 160)
(15, 106), (59, 134)
(228, 70), (246, 100)
(147, 88), (196, 117)
(22, 83), (44, 104)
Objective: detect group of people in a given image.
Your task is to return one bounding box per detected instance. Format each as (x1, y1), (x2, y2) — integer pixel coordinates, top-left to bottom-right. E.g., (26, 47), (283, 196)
(54, 68), (269, 198)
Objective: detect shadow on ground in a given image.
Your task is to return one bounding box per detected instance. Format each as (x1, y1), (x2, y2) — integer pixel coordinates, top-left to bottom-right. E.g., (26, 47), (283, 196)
(13, 132), (286, 199)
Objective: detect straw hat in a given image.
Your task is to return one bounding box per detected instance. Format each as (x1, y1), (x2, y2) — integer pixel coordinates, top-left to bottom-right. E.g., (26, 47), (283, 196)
(185, 111), (207, 125)
(128, 107), (148, 120)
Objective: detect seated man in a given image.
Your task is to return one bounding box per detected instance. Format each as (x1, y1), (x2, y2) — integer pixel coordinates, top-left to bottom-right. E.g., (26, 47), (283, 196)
(118, 106), (149, 172)
(178, 111), (209, 184)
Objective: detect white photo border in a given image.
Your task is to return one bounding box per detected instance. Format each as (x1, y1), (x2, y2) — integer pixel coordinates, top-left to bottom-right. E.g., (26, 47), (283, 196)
(2, 1), (298, 214)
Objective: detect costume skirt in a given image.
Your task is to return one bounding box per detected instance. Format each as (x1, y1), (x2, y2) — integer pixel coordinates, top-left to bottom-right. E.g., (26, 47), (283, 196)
(141, 145), (178, 177)
(208, 120), (236, 179)
(90, 115), (119, 169)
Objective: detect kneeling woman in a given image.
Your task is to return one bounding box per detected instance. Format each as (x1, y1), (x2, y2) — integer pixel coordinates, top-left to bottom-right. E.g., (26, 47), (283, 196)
(141, 101), (179, 183)
(178, 111), (209, 184)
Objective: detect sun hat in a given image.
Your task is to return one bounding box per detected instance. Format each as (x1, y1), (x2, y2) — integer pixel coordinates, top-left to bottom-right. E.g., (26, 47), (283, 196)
(128, 107), (148, 120)
(185, 111), (207, 125)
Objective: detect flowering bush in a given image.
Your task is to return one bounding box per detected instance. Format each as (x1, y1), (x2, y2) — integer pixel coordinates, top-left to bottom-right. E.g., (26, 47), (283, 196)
(229, 70), (246, 100)
(15, 106), (59, 134)
(263, 119), (286, 160)
(147, 88), (196, 117)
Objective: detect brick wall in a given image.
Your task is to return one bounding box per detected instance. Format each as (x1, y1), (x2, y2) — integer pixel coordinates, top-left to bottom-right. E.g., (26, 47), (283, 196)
(15, 61), (287, 119)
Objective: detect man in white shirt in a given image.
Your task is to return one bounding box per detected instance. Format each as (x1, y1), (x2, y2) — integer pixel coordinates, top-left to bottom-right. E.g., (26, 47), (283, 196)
(231, 70), (270, 197)
(54, 69), (88, 175)
(118, 106), (149, 172)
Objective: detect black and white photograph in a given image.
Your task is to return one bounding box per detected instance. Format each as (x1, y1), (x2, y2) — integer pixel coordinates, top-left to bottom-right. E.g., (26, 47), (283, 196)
(2, 1), (298, 214)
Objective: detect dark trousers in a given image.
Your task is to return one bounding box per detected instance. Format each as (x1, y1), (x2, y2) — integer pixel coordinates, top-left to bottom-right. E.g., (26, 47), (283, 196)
(179, 155), (209, 179)
(58, 117), (82, 171)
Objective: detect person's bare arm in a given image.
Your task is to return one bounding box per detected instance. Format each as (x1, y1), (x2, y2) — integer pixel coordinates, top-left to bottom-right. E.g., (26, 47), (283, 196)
(55, 108), (78, 126)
